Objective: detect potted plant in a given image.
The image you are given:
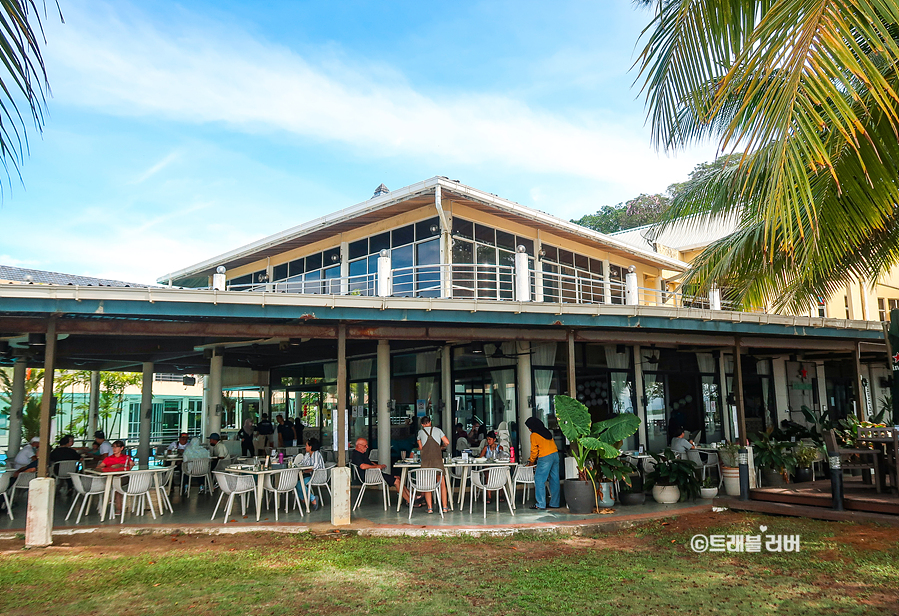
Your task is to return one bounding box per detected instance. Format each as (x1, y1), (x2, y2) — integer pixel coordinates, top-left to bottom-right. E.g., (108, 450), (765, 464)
(555, 395), (641, 514)
(750, 430), (796, 486)
(618, 471), (646, 506)
(594, 456), (637, 508)
(644, 448), (701, 503)
(717, 441), (742, 496)
(792, 442), (820, 483)
(700, 476), (718, 499)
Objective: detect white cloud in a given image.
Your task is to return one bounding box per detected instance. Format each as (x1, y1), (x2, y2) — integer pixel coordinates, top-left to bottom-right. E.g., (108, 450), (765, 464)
(45, 2), (715, 199)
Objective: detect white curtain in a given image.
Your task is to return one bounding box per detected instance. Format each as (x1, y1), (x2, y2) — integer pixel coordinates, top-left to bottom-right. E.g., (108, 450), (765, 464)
(696, 353), (716, 375)
(415, 351), (440, 416)
(323, 362), (337, 382)
(604, 345), (632, 413)
(756, 359), (771, 414)
(486, 343), (516, 425)
(350, 358), (373, 381)
(532, 343), (557, 408)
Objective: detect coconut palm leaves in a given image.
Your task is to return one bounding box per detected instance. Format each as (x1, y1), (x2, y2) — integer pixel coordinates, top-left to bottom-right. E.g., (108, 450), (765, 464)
(0, 0), (59, 182)
(635, 1), (899, 311)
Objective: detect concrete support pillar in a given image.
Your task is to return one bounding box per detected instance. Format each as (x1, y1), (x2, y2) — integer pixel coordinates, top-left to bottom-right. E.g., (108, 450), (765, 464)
(330, 465), (352, 525)
(815, 361), (828, 417)
(733, 340), (748, 445)
(441, 345), (452, 437)
(633, 345), (648, 447)
(602, 259), (612, 305)
(261, 384), (271, 417)
(138, 362), (153, 466)
(566, 331), (577, 398)
(718, 351), (733, 443)
(854, 342), (866, 420)
(377, 340), (391, 472)
(709, 286), (721, 310)
(337, 324), (347, 468)
(25, 477), (55, 548)
(208, 351), (224, 435)
(7, 358), (26, 460)
(516, 341), (532, 463)
(87, 370), (100, 441)
(37, 319), (56, 478)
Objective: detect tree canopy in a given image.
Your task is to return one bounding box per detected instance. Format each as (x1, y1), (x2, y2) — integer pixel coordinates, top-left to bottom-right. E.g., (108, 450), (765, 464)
(633, 0), (899, 312)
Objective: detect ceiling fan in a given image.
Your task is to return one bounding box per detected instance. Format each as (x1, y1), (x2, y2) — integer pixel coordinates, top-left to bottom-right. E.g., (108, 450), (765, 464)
(488, 342), (532, 359)
(642, 345), (660, 365)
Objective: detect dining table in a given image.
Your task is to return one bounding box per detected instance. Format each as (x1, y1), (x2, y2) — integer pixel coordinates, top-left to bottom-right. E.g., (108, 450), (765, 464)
(393, 459), (517, 512)
(227, 464), (313, 520)
(84, 466), (169, 522)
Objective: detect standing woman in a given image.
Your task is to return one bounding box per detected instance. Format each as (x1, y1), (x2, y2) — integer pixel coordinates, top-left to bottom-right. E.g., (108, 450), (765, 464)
(525, 417), (560, 510)
(416, 416), (450, 514)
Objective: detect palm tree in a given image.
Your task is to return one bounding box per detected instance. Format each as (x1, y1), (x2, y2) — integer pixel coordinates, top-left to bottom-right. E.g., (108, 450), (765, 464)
(0, 1), (61, 183)
(633, 1), (899, 312)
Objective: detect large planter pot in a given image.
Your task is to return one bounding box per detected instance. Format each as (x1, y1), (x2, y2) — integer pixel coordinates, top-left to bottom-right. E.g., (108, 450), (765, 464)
(761, 468), (787, 487)
(793, 467), (814, 483)
(652, 484), (680, 504)
(619, 491), (646, 506)
(722, 467), (741, 496)
(700, 486), (719, 499)
(563, 479), (597, 514)
(596, 482), (615, 508)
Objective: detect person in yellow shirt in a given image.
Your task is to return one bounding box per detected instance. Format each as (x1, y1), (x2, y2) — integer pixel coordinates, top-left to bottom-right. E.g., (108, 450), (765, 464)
(526, 417), (560, 509)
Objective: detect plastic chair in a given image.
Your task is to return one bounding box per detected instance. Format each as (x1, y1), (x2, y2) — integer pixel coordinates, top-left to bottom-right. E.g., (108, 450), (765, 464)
(182, 458), (213, 497)
(211, 471), (257, 523)
(407, 468), (444, 519)
(156, 467), (175, 513)
(353, 466), (391, 511)
(309, 467), (332, 504)
(263, 468), (304, 521)
(686, 450), (718, 482)
(53, 459), (80, 481)
(469, 467), (514, 518)
(10, 471), (36, 501)
(0, 472), (14, 520)
(369, 448), (379, 463)
(512, 464), (536, 505)
(111, 472), (157, 524)
(65, 473), (107, 524)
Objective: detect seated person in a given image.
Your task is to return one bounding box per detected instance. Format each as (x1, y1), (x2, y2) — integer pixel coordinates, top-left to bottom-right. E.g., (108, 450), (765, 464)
(96, 440), (134, 472)
(670, 427), (696, 455)
(82, 430), (114, 463)
(12, 438), (39, 481)
(350, 437), (416, 507)
(208, 433), (229, 470)
(453, 423), (469, 456)
(50, 435), (82, 483)
(166, 432), (190, 453)
(479, 431), (504, 460)
(294, 437), (325, 511)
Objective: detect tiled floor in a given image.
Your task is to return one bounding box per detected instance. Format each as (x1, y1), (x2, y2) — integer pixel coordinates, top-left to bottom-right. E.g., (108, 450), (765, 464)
(0, 483), (708, 533)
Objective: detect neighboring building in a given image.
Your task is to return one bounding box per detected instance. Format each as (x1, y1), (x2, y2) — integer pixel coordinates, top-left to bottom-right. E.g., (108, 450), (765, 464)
(0, 177), (889, 467)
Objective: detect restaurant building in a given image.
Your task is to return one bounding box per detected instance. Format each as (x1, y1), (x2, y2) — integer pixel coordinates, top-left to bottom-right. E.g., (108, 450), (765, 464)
(0, 177), (889, 486)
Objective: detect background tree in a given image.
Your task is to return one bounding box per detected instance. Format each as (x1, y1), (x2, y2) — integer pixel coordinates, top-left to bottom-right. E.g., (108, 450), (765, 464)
(633, 1), (899, 311)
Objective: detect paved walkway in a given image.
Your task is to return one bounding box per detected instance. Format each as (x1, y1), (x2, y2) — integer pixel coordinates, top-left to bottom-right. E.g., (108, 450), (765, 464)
(0, 485), (713, 538)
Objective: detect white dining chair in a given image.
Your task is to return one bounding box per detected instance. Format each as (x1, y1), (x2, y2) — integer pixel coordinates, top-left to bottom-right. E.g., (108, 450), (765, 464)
(470, 467), (514, 518)
(353, 466), (391, 511)
(263, 468), (304, 521)
(182, 458), (213, 497)
(0, 471), (14, 520)
(112, 472), (157, 524)
(407, 468), (443, 519)
(309, 467), (332, 504)
(211, 471), (257, 523)
(9, 471), (36, 502)
(66, 472), (107, 524)
(512, 464), (536, 505)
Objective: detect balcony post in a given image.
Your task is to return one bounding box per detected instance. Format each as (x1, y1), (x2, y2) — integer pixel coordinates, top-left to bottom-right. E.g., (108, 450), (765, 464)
(377, 249), (392, 297)
(625, 265), (638, 305)
(514, 245), (530, 302)
(212, 266), (226, 291)
(709, 285), (721, 310)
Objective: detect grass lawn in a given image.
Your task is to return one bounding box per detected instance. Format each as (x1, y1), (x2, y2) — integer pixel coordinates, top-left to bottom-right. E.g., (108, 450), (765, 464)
(0, 510), (896, 615)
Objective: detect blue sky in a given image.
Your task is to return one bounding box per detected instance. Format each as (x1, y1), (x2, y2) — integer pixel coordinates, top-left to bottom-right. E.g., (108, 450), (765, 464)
(0, 0), (715, 284)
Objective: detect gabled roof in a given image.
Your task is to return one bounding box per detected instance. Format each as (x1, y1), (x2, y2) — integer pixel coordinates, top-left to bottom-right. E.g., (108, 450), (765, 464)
(158, 177), (689, 285)
(0, 264), (154, 288)
(611, 215), (739, 253)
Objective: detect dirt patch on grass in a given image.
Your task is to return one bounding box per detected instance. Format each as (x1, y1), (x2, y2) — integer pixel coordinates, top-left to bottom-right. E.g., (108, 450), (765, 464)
(829, 525), (899, 551)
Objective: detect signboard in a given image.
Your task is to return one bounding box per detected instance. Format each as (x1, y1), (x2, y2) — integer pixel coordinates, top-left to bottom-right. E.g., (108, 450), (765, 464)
(416, 399), (426, 417)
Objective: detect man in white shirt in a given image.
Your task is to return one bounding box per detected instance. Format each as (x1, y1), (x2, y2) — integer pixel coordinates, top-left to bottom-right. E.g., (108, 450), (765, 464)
(167, 432), (190, 452)
(13, 437), (39, 470)
(208, 433), (229, 470)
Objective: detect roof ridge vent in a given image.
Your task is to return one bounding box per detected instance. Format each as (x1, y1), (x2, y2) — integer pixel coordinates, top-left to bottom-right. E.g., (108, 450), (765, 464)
(372, 183), (390, 198)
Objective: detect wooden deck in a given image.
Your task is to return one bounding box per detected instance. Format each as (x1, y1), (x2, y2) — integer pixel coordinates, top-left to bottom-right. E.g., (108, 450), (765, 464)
(721, 477), (899, 522)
